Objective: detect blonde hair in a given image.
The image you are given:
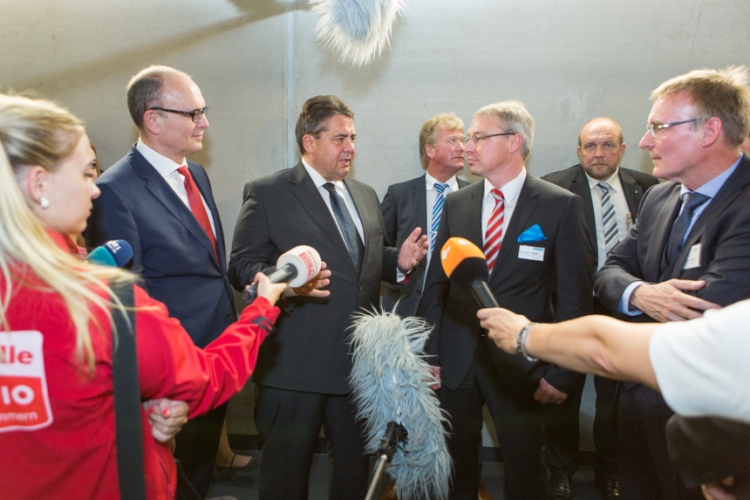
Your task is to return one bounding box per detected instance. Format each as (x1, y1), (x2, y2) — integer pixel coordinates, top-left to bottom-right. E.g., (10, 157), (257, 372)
(0, 94), (135, 373)
(474, 100), (534, 160)
(419, 112), (464, 170)
(651, 66), (750, 148)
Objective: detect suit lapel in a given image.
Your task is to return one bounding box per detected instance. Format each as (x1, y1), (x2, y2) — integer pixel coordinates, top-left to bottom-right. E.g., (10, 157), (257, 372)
(648, 187), (682, 279)
(569, 167), (598, 264)
(671, 155), (750, 276)
(288, 163), (357, 272)
(464, 183), (485, 251)
(129, 148), (220, 269)
(619, 169), (645, 221)
(346, 178), (373, 277)
(414, 176), (428, 236)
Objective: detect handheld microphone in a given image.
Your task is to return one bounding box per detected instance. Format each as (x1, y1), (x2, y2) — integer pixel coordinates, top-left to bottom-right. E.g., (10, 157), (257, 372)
(86, 240), (134, 268)
(242, 245), (322, 303)
(440, 237), (499, 309)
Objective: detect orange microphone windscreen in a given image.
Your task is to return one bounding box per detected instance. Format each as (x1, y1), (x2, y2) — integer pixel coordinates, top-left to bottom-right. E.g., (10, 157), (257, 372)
(440, 237), (489, 290)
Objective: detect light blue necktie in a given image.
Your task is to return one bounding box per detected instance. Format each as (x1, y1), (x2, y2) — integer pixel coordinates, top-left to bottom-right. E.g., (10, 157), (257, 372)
(431, 183), (450, 253)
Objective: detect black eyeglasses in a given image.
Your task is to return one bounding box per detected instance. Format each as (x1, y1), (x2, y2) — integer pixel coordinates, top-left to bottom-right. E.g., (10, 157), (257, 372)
(462, 132), (515, 145)
(646, 118), (702, 138)
(149, 107), (208, 123)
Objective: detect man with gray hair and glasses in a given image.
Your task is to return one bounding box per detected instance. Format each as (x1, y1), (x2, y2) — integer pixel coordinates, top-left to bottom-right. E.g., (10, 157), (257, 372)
(418, 100), (592, 500)
(594, 66), (750, 500)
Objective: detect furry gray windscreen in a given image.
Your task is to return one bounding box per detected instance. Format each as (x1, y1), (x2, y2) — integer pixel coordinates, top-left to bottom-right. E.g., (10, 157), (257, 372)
(349, 308), (451, 499)
(311, 0), (406, 66)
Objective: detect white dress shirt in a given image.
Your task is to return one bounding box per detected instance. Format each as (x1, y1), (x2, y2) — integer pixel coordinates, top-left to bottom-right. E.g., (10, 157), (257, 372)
(302, 159), (365, 243)
(136, 139), (216, 236)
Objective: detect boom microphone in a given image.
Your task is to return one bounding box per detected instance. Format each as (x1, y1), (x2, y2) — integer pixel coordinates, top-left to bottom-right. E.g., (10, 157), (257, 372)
(440, 237), (499, 309)
(242, 245), (322, 303)
(86, 240), (133, 268)
(350, 310), (451, 500)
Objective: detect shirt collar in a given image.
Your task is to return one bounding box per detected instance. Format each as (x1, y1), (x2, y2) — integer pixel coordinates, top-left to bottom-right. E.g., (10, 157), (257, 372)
(680, 154), (742, 199)
(425, 172), (460, 191)
(483, 167), (526, 204)
(302, 158), (346, 190)
(585, 167), (622, 192)
(136, 138), (184, 175)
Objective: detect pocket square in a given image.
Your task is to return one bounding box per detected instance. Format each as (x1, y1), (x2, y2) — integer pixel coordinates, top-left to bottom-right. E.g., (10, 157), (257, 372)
(517, 224), (546, 243)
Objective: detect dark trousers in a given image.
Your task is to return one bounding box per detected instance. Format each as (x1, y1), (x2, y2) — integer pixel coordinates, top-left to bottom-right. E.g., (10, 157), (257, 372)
(592, 297), (618, 482)
(593, 376), (618, 481)
(438, 346), (546, 500)
(542, 373), (586, 478)
(174, 403), (227, 498)
(254, 385), (370, 500)
(617, 384), (703, 500)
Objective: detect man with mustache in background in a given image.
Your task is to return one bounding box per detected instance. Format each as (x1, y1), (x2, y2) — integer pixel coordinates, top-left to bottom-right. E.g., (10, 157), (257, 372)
(543, 117), (658, 500)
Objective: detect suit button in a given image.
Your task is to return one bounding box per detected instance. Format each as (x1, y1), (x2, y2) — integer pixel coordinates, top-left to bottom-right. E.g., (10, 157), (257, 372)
(226, 312), (233, 319)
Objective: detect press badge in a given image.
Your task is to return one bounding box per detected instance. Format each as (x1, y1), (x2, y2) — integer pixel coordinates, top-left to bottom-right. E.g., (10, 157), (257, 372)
(684, 244), (701, 270)
(518, 245), (545, 262)
(0, 331), (53, 433)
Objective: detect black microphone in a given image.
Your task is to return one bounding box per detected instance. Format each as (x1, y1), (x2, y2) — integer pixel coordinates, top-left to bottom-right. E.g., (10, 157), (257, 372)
(440, 237), (499, 308)
(242, 246), (322, 303)
(86, 240), (134, 268)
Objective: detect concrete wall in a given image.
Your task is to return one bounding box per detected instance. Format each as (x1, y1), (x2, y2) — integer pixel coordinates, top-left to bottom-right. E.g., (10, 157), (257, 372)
(4, 0), (749, 451)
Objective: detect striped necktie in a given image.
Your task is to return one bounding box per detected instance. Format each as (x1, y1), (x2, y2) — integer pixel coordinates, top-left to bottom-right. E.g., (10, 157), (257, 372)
(430, 183), (450, 253)
(484, 189), (505, 272)
(597, 182), (620, 255)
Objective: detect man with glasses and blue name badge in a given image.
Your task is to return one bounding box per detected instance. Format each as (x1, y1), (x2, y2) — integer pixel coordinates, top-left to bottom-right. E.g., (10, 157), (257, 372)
(593, 66), (750, 500)
(87, 65), (234, 497)
(418, 100), (592, 500)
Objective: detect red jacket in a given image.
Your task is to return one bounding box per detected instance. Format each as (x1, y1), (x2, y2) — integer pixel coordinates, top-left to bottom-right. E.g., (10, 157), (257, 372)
(0, 251), (279, 499)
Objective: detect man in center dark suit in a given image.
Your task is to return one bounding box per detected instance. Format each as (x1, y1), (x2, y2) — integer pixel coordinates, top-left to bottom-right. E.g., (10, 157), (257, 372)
(228, 95), (428, 499)
(381, 112), (469, 318)
(594, 66), (750, 499)
(86, 65), (235, 497)
(418, 100), (593, 500)
(543, 117), (659, 500)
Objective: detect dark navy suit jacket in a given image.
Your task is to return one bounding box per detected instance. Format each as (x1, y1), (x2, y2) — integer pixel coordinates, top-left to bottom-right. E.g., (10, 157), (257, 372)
(86, 146), (235, 348)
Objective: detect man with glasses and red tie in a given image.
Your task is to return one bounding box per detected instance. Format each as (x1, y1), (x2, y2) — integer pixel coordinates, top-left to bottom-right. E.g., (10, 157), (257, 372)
(594, 67), (750, 500)
(418, 100), (592, 500)
(87, 65), (235, 497)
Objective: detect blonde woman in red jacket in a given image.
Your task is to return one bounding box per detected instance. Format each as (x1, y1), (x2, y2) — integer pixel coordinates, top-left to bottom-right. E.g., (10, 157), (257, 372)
(0, 94), (290, 499)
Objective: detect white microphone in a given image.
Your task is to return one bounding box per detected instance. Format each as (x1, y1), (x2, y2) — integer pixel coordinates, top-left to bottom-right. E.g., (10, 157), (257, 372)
(242, 245), (322, 303)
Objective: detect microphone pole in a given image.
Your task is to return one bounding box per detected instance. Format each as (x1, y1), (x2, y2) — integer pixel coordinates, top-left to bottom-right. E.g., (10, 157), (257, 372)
(365, 421), (409, 500)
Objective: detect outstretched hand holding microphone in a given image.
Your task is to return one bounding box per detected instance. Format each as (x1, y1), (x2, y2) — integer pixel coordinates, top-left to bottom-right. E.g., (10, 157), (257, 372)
(242, 245), (330, 302)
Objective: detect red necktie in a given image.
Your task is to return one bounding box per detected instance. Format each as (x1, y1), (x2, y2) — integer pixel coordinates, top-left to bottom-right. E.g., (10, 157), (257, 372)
(177, 166), (218, 258)
(484, 189), (505, 272)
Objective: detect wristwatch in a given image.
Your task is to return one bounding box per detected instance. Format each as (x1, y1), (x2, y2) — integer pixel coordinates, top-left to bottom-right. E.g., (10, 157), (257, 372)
(516, 322), (538, 362)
